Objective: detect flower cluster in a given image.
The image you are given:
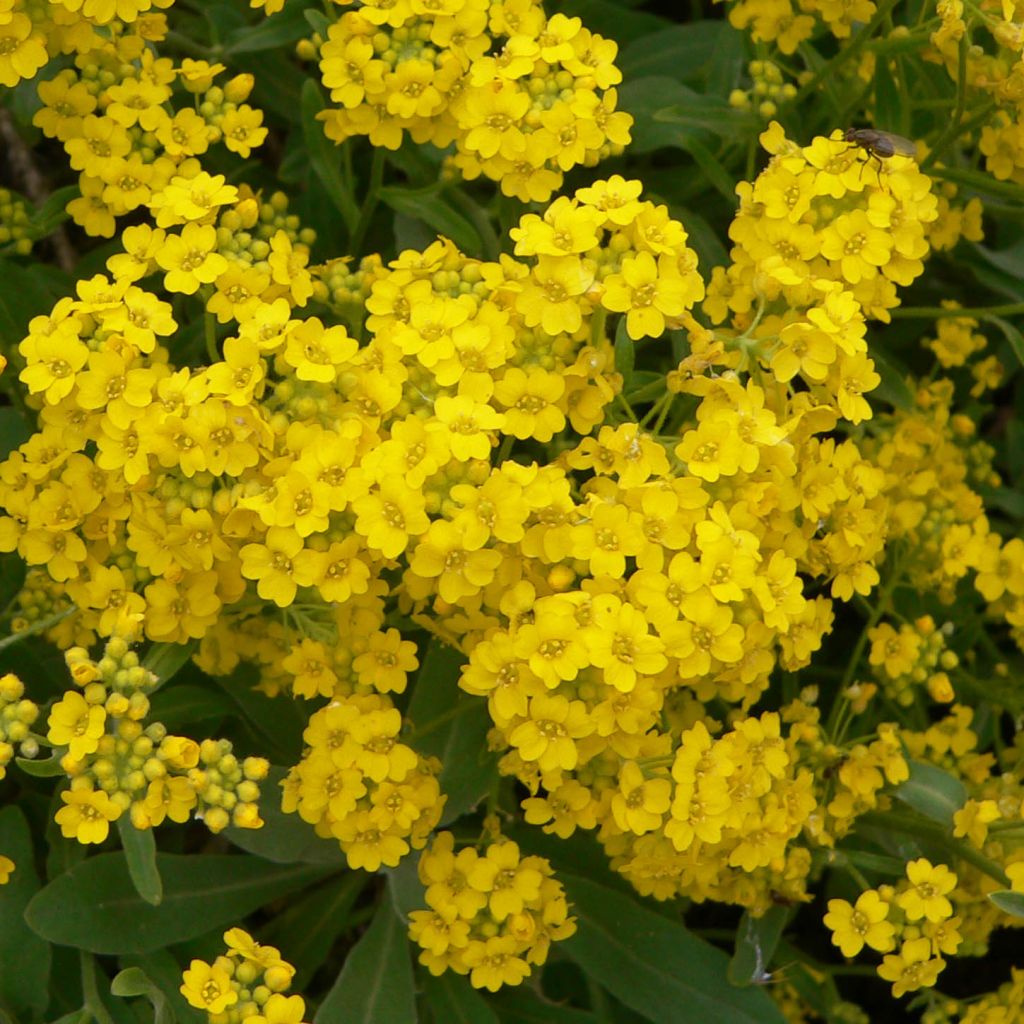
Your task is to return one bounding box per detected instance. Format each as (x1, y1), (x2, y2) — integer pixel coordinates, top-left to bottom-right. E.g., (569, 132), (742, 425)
(0, 187), (33, 256)
(281, 692), (444, 870)
(825, 859), (960, 998)
(38, 622), (268, 843)
(728, 60), (797, 120)
(36, 44), (267, 238)
(0, 671), (39, 779)
(180, 928), (308, 1024)
(1, 0), (173, 91)
(707, 123), (937, 327)
(722, 0), (874, 54)
(868, 615), (958, 706)
(312, 0), (631, 201)
(408, 829), (575, 991)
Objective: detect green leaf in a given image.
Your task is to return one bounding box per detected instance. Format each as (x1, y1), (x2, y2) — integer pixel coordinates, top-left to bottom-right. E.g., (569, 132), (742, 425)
(561, 875), (786, 1024)
(614, 316), (635, 385)
(728, 906), (789, 987)
(214, 667), (305, 763)
(555, 0), (668, 43)
(147, 684), (233, 731)
(683, 136), (738, 203)
(225, 2), (311, 54)
(143, 641), (197, 691)
(110, 968), (173, 1024)
(0, 257), (61, 343)
(225, 766), (345, 865)
(261, 874), (367, 988)
(984, 314), (1024, 369)
(0, 806), (51, 1019)
(487, 988), (597, 1024)
(840, 848), (907, 877)
(894, 760), (967, 826)
(25, 852), (329, 954)
(0, 407), (31, 459)
(421, 971), (499, 1024)
(988, 889), (1024, 917)
(15, 752), (66, 777)
(117, 818), (163, 907)
(304, 8), (331, 35)
(406, 641), (498, 825)
(868, 345), (914, 411)
(314, 897), (416, 1024)
(872, 59), (902, 138)
(28, 185), (78, 238)
(120, 950), (206, 1024)
(378, 186), (481, 256)
(621, 78), (757, 155)
(673, 205), (729, 273)
(386, 851), (423, 923)
(301, 79), (359, 235)
(619, 22), (733, 84)
(0, 550), (26, 613)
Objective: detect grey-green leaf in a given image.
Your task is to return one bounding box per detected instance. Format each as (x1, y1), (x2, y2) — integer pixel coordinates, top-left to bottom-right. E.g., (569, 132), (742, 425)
(143, 641), (197, 691)
(378, 186), (481, 257)
(301, 79), (359, 235)
(728, 906), (789, 987)
(25, 852), (329, 954)
(117, 818), (163, 907)
(0, 806), (51, 1019)
(561, 874), (786, 1024)
(110, 967), (174, 1024)
(894, 760), (967, 825)
(225, 766), (346, 865)
(314, 897), (415, 1024)
(988, 889), (1024, 918)
(406, 641), (497, 825)
(420, 970), (499, 1024)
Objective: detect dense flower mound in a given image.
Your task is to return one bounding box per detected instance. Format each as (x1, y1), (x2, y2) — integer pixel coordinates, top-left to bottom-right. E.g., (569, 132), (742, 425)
(2, 0), (1024, 1020)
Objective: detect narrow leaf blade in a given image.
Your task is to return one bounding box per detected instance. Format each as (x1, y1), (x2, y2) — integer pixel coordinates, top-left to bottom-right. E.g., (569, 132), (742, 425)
(314, 895), (415, 1024)
(117, 818), (163, 907)
(561, 874), (786, 1024)
(26, 852), (329, 954)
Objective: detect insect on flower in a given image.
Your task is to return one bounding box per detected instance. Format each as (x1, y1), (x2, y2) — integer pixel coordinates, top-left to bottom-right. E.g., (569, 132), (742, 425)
(843, 127), (918, 183)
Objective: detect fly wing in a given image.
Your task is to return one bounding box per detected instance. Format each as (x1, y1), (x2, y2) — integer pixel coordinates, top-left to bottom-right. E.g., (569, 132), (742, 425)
(878, 131), (918, 157)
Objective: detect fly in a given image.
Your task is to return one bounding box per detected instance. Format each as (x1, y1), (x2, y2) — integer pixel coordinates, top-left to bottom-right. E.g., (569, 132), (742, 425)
(843, 127), (917, 184)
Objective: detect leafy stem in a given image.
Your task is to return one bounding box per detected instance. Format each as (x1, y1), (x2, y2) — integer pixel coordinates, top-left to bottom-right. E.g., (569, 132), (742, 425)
(349, 146), (386, 257)
(858, 810), (1010, 886)
(794, 0), (902, 103)
(921, 33), (969, 171)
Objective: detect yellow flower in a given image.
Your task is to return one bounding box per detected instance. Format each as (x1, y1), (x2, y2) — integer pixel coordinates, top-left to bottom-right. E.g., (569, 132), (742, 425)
(155, 224), (228, 295)
(824, 890), (896, 957)
(18, 328), (89, 405)
(247, 993), (307, 1024)
(55, 786), (122, 845)
(876, 937), (945, 998)
(611, 761), (671, 835)
(952, 799), (1000, 848)
(897, 859), (957, 922)
(151, 172), (239, 228)
(180, 959), (238, 1014)
(602, 251), (702, 340)
(0, 855), (14, 884)
(239, 527), (320, 607)
(221, 105), (268, 158)
(515, 256), (595, 336)
(47, 691), (106, 761)
(0, 14), (47, 88)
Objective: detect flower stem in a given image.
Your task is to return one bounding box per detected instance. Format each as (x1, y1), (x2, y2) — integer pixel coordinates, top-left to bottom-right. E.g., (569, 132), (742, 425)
(350, 146), (386, 257)
(890, 302), (1024, 319)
